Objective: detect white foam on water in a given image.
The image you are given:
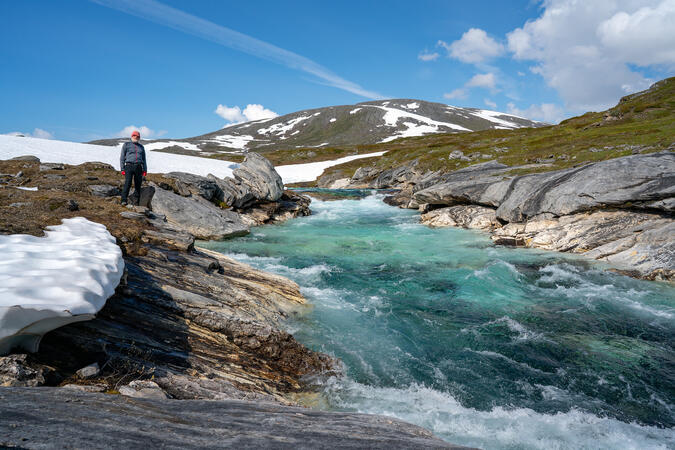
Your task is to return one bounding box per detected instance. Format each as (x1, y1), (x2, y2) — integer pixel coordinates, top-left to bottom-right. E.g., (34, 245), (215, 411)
(319, 378), (675, 450)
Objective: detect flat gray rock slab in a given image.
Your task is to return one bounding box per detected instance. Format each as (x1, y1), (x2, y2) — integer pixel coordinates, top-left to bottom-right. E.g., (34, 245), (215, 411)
(0, 387), (468, 449)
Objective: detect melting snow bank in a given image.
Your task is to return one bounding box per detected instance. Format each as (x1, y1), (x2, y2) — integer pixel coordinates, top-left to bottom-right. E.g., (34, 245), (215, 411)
(276, 151), (387, 183)
(0, 217), (124, 355)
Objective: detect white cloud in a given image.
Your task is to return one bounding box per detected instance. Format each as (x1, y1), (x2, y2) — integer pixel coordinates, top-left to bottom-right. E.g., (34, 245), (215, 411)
(505, 0), (673, 112)
(445, 72), (498, 101)
(444, 89), (467, 100)
(597, 1), (675, 66)
(466, 73), (497, 90)
(418, 51), (440, 62)
(484, 98), (497, 109)
(439, 28), (504, 64)
(5, 128), (54, 139)
(215, 103), (279, 125)
(116, 125), (164, 139)
(90, 0), (384, 99)
(507, 102), (564, 124)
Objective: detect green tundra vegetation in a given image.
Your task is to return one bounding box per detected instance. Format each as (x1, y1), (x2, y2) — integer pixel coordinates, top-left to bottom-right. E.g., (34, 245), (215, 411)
(306, 76), (675, 184)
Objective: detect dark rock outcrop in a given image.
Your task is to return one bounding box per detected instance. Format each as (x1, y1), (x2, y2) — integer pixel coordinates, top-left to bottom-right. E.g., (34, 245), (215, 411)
(0, 387), (465, 449)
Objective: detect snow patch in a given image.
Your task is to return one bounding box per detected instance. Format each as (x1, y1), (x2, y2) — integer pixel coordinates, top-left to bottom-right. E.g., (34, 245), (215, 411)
(0, 217), (124, 355)
(467, 109), (525, 128)
(350, 108), (362, 114)
(144, 141), (202, 152)
(402, 102), (420, 109)
(0, 135), (239, 178)
(209, 134), (257, 149)
(330, 118), (337, 123)
(363, 105), (470, 143)
(276, 151), (386, 184)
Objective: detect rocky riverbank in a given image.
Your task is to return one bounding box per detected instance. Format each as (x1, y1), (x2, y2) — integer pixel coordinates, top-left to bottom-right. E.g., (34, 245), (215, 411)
(0, 152), (464, 447)
(334, 151), (674, 281)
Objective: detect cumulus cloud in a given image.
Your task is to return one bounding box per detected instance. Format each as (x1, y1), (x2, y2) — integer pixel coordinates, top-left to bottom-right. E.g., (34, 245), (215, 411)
(505, 0), (674, 112)
(116, 125), (165, 139)
(484, 99), (497, 109)
(466, 73), (497, 90)
(5, 128), (54, 139)
(443, 89), (467, 100)
(597, 1), (675, 66)
(439, 28), (504, 64)
(507, 102), (564, 124)
(215, 103), (279, 125)
(418, 51), (440, 62)
(444, 72), (498, 101)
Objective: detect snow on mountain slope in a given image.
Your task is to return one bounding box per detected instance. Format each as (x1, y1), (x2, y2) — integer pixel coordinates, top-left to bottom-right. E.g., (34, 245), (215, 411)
(0, 135), (382, 183)
(89, 99), (546, 155)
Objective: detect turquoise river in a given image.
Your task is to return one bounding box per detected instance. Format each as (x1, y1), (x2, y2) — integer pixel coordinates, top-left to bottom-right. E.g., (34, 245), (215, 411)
(200, 190), (675, 449)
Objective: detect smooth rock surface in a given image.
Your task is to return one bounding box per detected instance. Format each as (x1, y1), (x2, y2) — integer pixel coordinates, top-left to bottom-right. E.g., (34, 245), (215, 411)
(149, 184), (250, 239)
(0, 387), (464, 449)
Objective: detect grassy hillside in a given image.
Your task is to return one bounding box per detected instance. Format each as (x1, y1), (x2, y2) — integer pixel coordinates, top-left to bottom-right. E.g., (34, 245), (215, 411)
(312, 77), (675, 184)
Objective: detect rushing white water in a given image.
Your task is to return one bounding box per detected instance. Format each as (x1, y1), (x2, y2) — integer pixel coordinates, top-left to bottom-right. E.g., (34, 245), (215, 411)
(202, 191), (675, 449)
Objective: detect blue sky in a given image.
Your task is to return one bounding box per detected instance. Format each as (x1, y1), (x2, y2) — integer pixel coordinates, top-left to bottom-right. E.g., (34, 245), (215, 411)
(1, 0), (673, 141)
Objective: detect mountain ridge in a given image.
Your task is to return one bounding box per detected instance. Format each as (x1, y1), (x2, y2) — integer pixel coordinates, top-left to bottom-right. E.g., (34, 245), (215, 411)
(89, 99), (545, 157)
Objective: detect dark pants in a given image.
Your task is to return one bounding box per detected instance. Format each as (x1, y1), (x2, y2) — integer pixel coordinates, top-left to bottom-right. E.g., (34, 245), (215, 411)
(121, 162), (143, 204)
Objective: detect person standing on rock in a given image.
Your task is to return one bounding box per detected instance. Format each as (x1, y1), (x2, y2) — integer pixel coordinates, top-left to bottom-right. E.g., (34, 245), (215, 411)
(120, 130), (147, 206)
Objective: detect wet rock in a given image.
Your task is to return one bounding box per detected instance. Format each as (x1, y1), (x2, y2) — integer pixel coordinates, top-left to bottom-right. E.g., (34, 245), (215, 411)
(75, 362), (100, 379)
(0, 387), (462, 449)
(490, 210), (674, 280)
(87, 184), (121, 198)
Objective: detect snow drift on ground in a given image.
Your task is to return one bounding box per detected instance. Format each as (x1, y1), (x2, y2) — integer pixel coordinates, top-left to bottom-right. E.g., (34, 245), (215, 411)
(0, 135), (385, 183)
(0, 217), (124, 355)
(0, 134), (239, 179)
(276, 151), (386, 184)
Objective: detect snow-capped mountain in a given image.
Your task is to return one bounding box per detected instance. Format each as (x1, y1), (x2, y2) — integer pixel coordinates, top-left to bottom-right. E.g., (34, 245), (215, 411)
(90, 99), (545, 155)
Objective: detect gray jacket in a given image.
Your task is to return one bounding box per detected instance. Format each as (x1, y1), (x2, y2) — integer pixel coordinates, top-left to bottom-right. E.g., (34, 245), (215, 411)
(120, 141), (147, 172)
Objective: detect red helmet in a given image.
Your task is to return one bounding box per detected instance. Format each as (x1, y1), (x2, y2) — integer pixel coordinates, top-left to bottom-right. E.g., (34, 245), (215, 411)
(131, 130), (140, 137)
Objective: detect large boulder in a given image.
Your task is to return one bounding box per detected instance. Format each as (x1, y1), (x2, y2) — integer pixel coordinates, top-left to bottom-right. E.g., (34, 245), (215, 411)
(149, 185), (249, 240)
(233, 152), (284, 202)
(494, 152), (675, 222)
(414, 152), (675, 223)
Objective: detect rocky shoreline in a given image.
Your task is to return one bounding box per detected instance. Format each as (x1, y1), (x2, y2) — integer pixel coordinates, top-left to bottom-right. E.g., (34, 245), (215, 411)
(331, 150), (674, 281)
(1, 152), (469, 447)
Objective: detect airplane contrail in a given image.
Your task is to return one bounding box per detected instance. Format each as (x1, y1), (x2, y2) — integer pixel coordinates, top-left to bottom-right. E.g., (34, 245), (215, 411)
(89, 0), (385, 99)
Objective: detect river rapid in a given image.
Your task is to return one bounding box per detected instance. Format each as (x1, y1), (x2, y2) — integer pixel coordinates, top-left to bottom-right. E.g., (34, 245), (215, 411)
(200, 190), (675, 449)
